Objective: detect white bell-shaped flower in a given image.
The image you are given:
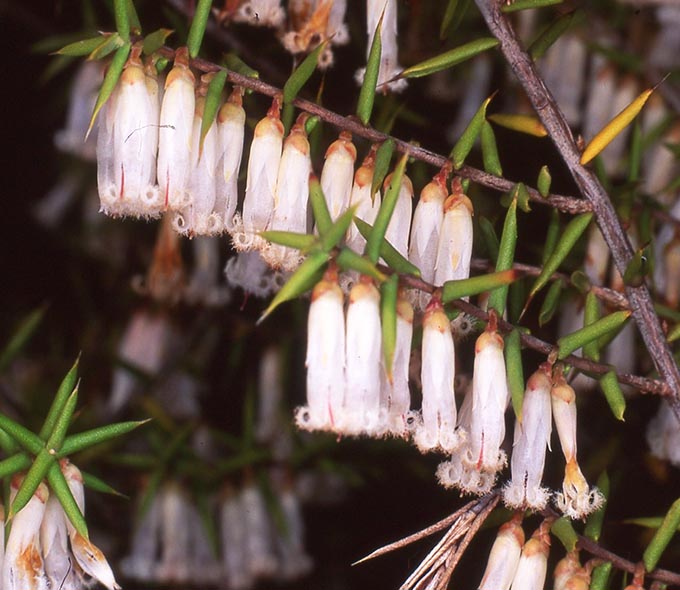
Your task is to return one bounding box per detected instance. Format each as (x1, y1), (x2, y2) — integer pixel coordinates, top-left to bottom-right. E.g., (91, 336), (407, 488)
(383, 172), (413, 259)
(3, 477), (49, 590)
(551, 373), (604, 519)
(503, 366), (552, 511)
(157, 47), (195, 211)
(120, 490), (162, 582)
(320, 131), (356, 221)
(296, 266), (346, 432)
(234, 98), (284, 251)
(41, 493), (82, 590)
(273, 487), (313, 580)
(434, 181), (473, 287)
(242, 483), (278, 578)
(154, 482), (191, 582)
(186, 502), (222, 584)
(216, 87), (246, 233)
(220, 488), (254, 590)
(478, 515), (525, 590)
(346, 146), (381, 254)
(414, 295), (460, 453)
(96, 69), (120, 214)
(509, 522), (550, 590)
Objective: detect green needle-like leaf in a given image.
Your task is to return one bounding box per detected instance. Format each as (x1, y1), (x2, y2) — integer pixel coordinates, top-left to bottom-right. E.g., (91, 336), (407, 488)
(357, 14), (382, 125)
(126, 0), (141, 34)
(488, 198), (517, 316)
(584, 471), (609, 541)
(398, 38), (498, 80)
(47, 462), (88, 538)
(538, 279), (564, 326)
(200, 70), (227, 154)
(143, 28), (174, 55)
(283, 41), (328, 104)
(589, 562), (612, 590)
(582, 292), (601, 361)
(599, 370), (626, 421)
(258, 251), (330, 323)
(529, 10), (582, 60)
(88, 33), (125, 60)
(222, 53), (259, 78)
(82, 471), (127, 498)
(0, 305), (46, 373)
(557, 311), (631, 359)
(505, 329), (525, 421)
(87, 41), (131, 139)
(372, 140), (395, 198)
(259, 230), (317, 251)
(0, 453), (30, 479)
(478, 216), (499, 261)
(321, 205), (358, 252)
(55, 35), (107, 57)
(451, 95), (493, 169)
(481, 120), (502, 176)
(113, 0), (130, 41)
(0, 415), (43, 455)
(9, 449), (54, 519)
(440, 0), (472, 40)
(60, 420), (150, 457)
(40, 356), (80, 441)
(47, 387), (79, 451)
(353, 218), (420, 276)
(310, 175), (333, 235)
(365, 153), (408, 264)
(381, 275), (399, 379)
(187, 0), (214, 58)
(643, 497), (680, 572)
(551, 516), (578, 552)
(336, 248), (387, 283)
(502, 0), (562, 12)
(542, 209), (561, 264)
(442, 270), (518, 303)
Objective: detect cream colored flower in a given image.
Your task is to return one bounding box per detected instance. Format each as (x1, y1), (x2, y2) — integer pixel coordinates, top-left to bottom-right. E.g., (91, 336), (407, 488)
(478, 515), (525, 590)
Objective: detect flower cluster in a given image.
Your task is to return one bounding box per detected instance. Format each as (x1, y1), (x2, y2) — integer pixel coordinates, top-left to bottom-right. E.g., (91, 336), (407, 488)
(2, 462), (118, 590)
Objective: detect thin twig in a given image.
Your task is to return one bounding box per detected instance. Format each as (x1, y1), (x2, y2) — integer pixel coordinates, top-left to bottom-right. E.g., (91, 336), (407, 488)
(473, 0), (680, 421)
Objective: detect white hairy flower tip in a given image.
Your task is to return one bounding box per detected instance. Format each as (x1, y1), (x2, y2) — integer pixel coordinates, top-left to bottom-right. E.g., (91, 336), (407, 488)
(241, 484), (278, 578)
(225, 250), (282, 298)
(554, 551), (591, 590)
(263, 114), (312, 271)
(320, 131), (357, 221)
(234, 98), (284, 252)
(408, 171), (447, 290)
(158, 47), (196, 211)
(478, 515), (525, 590)
(220, 489), (254, 590)
(647, 399), (680, 467)
(381, 292), (414, 437)
(341, 276), (384, 436)
(503, 366), (552, 512)
(434, 183), (474, 287)
(216, 88), (245, 233)
(357, 0), (407, 93)
(62, 461), (121, 590)
(175, 86), (219, 237)
(234, 0), (285, 27)
(466, 319), (509, 476)
(383, 172), (414, 259)
(509, 523), (550, 590)
(3, 477), (49, 590)
(346, 145), (381, 254)
(415, 296), (460, 453)
(297, 266), (346, 433)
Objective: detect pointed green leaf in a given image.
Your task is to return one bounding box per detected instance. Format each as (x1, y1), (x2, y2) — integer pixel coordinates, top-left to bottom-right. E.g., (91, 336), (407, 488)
(126, 0), (141, 33)
(0, 415), (43, 455)
(398, 38), (498, 80)
(667, 323), (680, 344)
(258, 251), (330, 323)
(542, 209), (561, 264)
(187, 0), (214, 58)
(628, 120), (642, 183)
(82, 471), (127, 498)
(451, 95), (493, 169)
(55, 35), (107, 57)
(88, 31), (125, 60)
(143, 29), (174, 55)
(113, 0), (131, 41)
(259, 230), (317, 251)
(481, 120), (502, 176)
(357, 14), (382, 125)
(599, 370), (626, 421)
(442, 270), (518, 303)
(353, 218), (420, 276)
(0, 454), (30, 480)
(528, 212), (593, 303)
(488, 198), (517, 316)
(283, 41), (328, 104)
(0, 428), (17, 454)
(582, 291), (601, 361)
(48, 463), (88, 538)
(529, 9), (583, 60)
(514, 182), (531, 212)
(222, 53), (259, 78)
(46, 388), (79, 451)
(201, 70), (227, 153)
(0, 305), (47, 373)
(60, 420), (150, 457)
(40, 356), (80, 441)
(478, 216), (499, 261)
(87, 41), (131, 139)
(365, 154), (408, 264)
(557, 311), (631, 359)
(505, 329), (525, 421)
(589, 562), (612, 590)
(537, 165), (552, 197)
(584, 471), (609, 542)
(551, 516), (578, 552)
(624, 517), (680, 529)
(643, 497), (680, 572)
(335, 248), (386, 283)
(321, 205), (358, 252)
(310, 175), (333, 235)
(9, 449), (54, 519)
(502, 0), (562, 12)
(381, 275), (399, 379)
(539, 278), (564, 326)
(440, 0), (473, 40)
(305, 115), (320, 135)
(372, 140), (395, 198)
(622, 245), (651, 287)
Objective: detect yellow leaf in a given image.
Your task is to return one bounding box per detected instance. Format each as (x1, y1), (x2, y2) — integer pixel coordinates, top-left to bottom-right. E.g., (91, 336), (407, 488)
(488, 113), (547, 137)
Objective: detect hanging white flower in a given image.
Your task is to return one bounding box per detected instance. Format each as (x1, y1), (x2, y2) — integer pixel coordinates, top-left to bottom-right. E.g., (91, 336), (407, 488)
(220, 487), (254, 590)
(320, 131), (356, 222)
(273, 487), (313, 580)
(346, 145), (381, 255)
(241, 483), (278, 578)
(478, 515), (525, 590)
(434, 181), (474, 287)
(119, 489), (162, 582)
(509, 521), (551, 590)
(383, 172), (414, 259)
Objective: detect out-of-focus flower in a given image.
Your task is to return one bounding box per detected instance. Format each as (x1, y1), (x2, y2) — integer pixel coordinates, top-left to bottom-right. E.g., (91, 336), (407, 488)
(647, 399), (680, 467)
(232, 0), (285, 27)
(478, 514), (525, 590)
(272, 484), (313, 580)
(185, 237), (232, 306)
(225, 251), (287, 298)
(120, 486), (162, 582)
(220, 487), (253, 590)
(155, 481), (191, 582)
(242, 483), (278, 578)
(503, 365), (552, 511)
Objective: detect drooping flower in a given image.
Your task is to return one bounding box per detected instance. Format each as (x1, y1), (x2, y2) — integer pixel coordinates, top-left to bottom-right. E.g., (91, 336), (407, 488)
(320, 131), (356, 222)
(220, 487), (254, 590)
(383, 171), (414, 259)
(346, 145), (381, 255)
(41, 491), (83, 590)
(184, 237), (232, 306)
(554, 551), (591, 590)
(478, 514), (525, 590)
(509, 521), (551, 590)
(271, 483), (313, 580)
(503, 365), (552, 512)
(120, 488), (162, 582)
(242, 483), (278, 578)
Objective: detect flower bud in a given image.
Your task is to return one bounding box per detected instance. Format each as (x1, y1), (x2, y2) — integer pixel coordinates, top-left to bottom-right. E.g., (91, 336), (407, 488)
(478, 516), (525, 590)
(503, 366), (552, 511)
(409, 174), (446, 286)
(346, 146), (381, 254)
(414, 296), (460, 453)
(554, 552), (591, 590)
(158, 47), (196, 211)
(383, 172), (414, 259)
(434, 185), (473, 287)
(509, 522), (550, 590)
(320, 132), (356, 222)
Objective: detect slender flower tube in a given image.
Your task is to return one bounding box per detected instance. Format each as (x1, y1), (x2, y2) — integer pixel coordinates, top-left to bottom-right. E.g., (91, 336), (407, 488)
(96, 75), (120, 215)
(415, 295), (460, 453)
(216, 87), (246, 233)
(434, 180), (474, 287)
(2, 477), (49, 590)
(383, 172), (414, 259)
(503, 365), (552, 511)
(320, 132), (356, 222)
(478, 515), (525, 590)
(235, 98), (284, 251)
(341, 276), (383, 436)
(551, 372), (604, 518)
(241, 483), (278, 578)
(255, 346), (284, 444)
(382, 290), (414, 437)
(346, 145), (381, 254)
(296, 265), (345, 432)
(509, 521), (551, 590)
(220, 488), (254, 590)
(157, 47), (195, 211)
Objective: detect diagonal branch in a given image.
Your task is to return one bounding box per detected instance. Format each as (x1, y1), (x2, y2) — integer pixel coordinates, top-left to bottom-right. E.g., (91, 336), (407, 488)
(473, 0), (680, 421)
